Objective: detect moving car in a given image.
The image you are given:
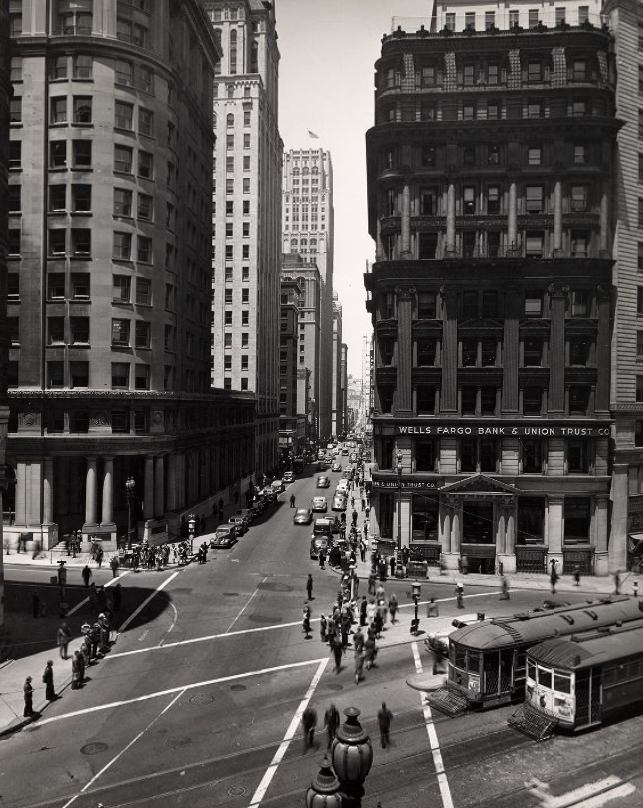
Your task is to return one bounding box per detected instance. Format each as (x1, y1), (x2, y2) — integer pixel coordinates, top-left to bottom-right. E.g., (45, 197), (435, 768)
(210, 525), (237, 549)
(332, 493), (347, 511)
(336, 479), (350, 494)
(227, 515), (248, 535)
(316, 475), (330, 488)
(331, 461), (342, 472)
(312, 496), (328, 513)
(310, 535), (331, 560)
(341, 447), (349, 456)
(293, 507), (313, 525)
(424, 614), (486, 657)
(283, 471), (295, 484)
(312, 516), (338, 537)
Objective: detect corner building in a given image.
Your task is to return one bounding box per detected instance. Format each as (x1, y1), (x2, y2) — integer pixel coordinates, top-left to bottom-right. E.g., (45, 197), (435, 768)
(5, 0), (255, 550)
(365, 7), (616, 575)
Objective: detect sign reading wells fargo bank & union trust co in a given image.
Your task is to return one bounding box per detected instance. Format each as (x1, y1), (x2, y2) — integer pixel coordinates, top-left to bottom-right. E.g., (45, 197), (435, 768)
(392, 422), (611, 438)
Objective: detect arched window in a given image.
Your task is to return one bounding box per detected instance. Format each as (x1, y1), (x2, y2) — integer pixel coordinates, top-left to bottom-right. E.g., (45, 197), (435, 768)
(310, 238), (317, 248)
(301, 238), (308, 247)
(226, 113), (234, 128)
(290, 238), (297, 248)
(250, 40), (259, 73)
(229, 29), (237, 74)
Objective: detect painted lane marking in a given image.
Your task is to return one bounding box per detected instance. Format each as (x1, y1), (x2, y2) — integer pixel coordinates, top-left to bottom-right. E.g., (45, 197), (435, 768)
(66, 570), (131, 617)
(61, 688), (186, 808)
(226, 576), (268, 633)
(117, 571), (179, 633)
(159, 601), (179, 646)
(35, 657), (327, 726)
(573, 783), (636, 808)
(248, 657), (329, 808)
(527, 775), (637, 808)
(106, 589), (500, 660)
(412, 642), (454, 808)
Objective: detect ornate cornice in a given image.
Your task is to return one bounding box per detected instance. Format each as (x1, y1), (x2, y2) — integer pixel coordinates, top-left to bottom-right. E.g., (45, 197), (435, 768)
(8, 389), (256, 405)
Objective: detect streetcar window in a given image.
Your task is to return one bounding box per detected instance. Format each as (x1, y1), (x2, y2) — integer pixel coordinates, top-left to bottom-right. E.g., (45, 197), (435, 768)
(449, 644), (455, 664)
(538, 667), (552, 688)
(455, 646), (466, 669)
(554, 672), (571, 693)
(467, 650), (480, 672)
(516, 650), (526, 671)
(527, 661), (536, 681)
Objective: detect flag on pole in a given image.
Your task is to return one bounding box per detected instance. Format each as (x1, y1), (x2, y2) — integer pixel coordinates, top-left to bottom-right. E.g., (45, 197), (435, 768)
(308, 130), (320, 139)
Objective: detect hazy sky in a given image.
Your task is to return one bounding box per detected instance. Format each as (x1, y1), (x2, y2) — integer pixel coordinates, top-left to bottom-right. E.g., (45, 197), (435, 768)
(277, 0), (433, 377)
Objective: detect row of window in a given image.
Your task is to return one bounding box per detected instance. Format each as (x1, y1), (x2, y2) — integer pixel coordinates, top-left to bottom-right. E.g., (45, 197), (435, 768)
(377, 436), (597, 474)
(225, 111), (253, 128)
(377, 384), (594, 416)
(379, 335), (593, 368)
(377, 288), (595, 321)
(223, 377), (249, 391)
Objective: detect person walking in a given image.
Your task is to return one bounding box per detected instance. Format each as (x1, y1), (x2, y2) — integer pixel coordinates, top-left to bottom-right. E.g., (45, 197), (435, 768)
(301, 706), (318, 753)
(324, 703), (340, 749)
(57, 622), (71, 660)
(388, 593), (398, 623)
(354, 648), (365, 684)
(550, 563), (559, 595)
(389, 555), (396, 578)
(319, 548), (326, 570)
(320, 614), (328, 643)
(499, 574), (510, 600)
(353, 625), (365, 656)
(96, 545), (104, 568)
(368, 571), (376, 595)
(455, 581), (464, 609)
(359, 596), (368, 627)
(23, 677), (34, 718)
(377, 702), (394, 749)
(613, 569), (621, 595)
(573, 565), (581, 586)
(427, 597), (439, 618)
(42, 660), (56, 701)
(303, 604), (312, 639)
(331, 635), (343, 673)
(364, 635), (377, 669)
(109, 555), (119, 578)
(306, 574), (314, 601)
(359, 540), (366, 563)
(81, 565), (92, 588)
(290, 494), (296, 508)
(71, 651), (83, 689)
(351, 509), (358, 527)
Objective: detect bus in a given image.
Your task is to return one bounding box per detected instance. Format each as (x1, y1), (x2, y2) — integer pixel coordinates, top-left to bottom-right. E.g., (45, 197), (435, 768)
(428, 596), (643, 716)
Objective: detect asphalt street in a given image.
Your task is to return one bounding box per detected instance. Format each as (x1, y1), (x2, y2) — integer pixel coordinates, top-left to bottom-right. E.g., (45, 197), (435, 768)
(0, 466), (641, 808)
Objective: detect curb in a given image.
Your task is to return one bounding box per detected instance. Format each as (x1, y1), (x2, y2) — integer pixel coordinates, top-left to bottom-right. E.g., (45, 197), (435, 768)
(0, 673), (73, 739)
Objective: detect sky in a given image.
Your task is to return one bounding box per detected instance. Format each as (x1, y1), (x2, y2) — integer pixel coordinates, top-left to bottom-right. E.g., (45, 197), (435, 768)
(276, 0), (433, 377)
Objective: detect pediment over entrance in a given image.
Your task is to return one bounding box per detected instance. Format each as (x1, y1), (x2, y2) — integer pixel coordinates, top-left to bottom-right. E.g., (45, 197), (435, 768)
(439, 474), (517, 495)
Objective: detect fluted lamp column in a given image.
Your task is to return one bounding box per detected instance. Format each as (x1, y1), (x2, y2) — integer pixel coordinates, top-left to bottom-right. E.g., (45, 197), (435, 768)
(305, 756), (343, 808)
(331, 707), (373, 808)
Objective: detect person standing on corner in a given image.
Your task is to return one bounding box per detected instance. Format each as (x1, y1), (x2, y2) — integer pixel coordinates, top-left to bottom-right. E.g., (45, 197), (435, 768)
(42, 660), (56, 701)
(57, 621), (72, 660)
(377, 702), (394, 749)
(306, 573), (314, 601)
(23, 677), (35, 718)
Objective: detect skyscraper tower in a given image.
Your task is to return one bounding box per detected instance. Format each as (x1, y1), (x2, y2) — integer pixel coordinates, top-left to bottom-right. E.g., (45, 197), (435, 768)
(205, 0), (283, 473)
(282, 148), (334, 439)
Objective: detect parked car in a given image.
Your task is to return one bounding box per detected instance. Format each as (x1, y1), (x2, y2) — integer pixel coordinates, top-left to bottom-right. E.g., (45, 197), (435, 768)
(210, 525), (237, 548)
(316, 476), (330, 488)
(341, 447), (349, 455)
(261, 487), (277, 503)
(234, 507), (256, 522)
(331, 461), (342, 472)
(271, 479), (284, 495)
(283, 471), (295, 484)
(293, 507), (313, 525)
(424, 614), (486, 657)
(310, 535), (332, 560)
(228, 515), (248, 535)
(312, 496), (328, 513)
(332, 493), (347, 511)
(312, 516), (341, 538)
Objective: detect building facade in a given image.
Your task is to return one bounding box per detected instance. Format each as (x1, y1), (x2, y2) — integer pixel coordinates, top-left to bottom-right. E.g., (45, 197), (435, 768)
(340, 342), (348, 438)
(206, 0), (282, 475)
(5, 0), (255, 550)
(365, 9), (616, 575)
(604, 0), (643, 572)
(282, 148), (334, 439)
(282, 251), (322, 438)
(331, 292), (343, 438)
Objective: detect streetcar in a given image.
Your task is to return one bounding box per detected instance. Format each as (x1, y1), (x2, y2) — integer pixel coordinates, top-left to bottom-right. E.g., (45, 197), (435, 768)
(514, 618), (643, 734)
(428, 596), (643, 715)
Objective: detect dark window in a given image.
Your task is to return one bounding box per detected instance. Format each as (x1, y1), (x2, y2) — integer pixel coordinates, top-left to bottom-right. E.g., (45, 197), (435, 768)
(524, 337), (544, 366)
(488, 232), (500, 257)
(462, 231), (476, 258)
(417, 339), (437, 366)
(568, 440), (589, 472)
(463, 186), (476, 214)
(482, 291), (498, 317)
(570, 290), (590, 317)
(462, 338), (477, 367)
(461, 387), (477, 415)
(460, 438), (476, 471)
(380, 339), (394, 365)
(417, 386), (436, 414)
(569, 337), (590, 366)
(481, 339), (497, 366)
(417, 292), (437, 319)
(69, 362), (89, 389)
(418, 232), (438, 259)
(488, 186), (500, 214)
(379, 386), (394, 413)
(525, 291), (543, 317)
(523, 387), (543, 415)
(420, 188), (438, 215)
(480, 439), (497, 472)
(73, 140), (92, 167)
(480, 387), (497, 415)
(71, 273), (90, 299)
(564, 498), (591, 544)
(70, 317), (89, 343)
(47, 362), (65, 388)
(8, 228), (21, 254)
(50, 141), (67, 168)
(421, 146), (436, 166)
(569, 385), (590, 414)
(517, 497), (545, 544)
(463, 145), (475, 165)
(522, 439), (543, 472)
(112, 409), (130, 432)
(462, 291), (478, 318)
(416, 439), (437, 471)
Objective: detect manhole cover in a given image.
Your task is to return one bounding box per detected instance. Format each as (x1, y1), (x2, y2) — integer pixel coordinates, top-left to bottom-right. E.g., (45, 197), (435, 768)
(230, 684), (246, 692)
(247, 614), (282, 623)
(257, 581), (293, 593)
(81, 742), (108, 756)
(326, 683), (344, 691)
(189, 693), (214, 705)
(223, 592), (239, 597)
(228, 786), (248, 797)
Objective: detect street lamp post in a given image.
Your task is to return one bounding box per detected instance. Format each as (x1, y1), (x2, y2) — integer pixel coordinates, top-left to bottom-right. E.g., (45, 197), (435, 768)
(188, 513), (196, 554)
(125, 476), (136, 550)
(330, 707), (373, 808)
(396, 451), (403, 553)
(410, 581), (421, 635)
(305, 756), (343, 808)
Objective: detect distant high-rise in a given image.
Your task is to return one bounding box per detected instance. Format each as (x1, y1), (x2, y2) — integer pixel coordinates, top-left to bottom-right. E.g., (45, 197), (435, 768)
(332, 293), (343, 437)
(283, 148), (334, 439)
(205, 0), (283, 474)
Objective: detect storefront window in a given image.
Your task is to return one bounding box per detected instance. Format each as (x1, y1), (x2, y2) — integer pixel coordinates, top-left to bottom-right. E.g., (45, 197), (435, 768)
(411, 495), (438, 541)
(380, 493), (394, 539)
(517, 497), (545, 543)
(564, 497), (591, 544)
(522, 439), (544, 473)
(377, 437), (394, 469)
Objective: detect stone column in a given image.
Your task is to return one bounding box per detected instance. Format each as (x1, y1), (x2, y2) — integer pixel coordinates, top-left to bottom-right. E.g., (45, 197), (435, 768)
(439, 498), (452, 555)
(609, 464), (628, 573)
(101, 457), (114, 525)
(548, 284), (567, 413)
(43, 458), (54, 524)
(144, 455), (154, 519)
(595, 286), (611, 414)
(155, 455), (165, 517)
(505, 505), (516, 555)
(375, 218), (383, 262)
(451, 499), (461, 554)
(594, 496), (609, 576)
(395, 286), (414, 413)
(85, 458), (98, 526)
(15, 461), (27, 525)
(546, 495), (564, 570)
(401, 183), (411, 257)
(507, 181), (518, 250)
(441, 287), (458, 412)
(446, 182), (456, 254)
(495, 504), (506, 555)
(553, 180), (562, 254)
(167, 454), (178, 511)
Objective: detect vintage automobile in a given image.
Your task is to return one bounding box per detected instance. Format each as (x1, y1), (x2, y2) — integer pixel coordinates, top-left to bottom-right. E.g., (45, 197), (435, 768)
(331, 461), (342, 472)
(316, 476), (331, 488)
(210, 525), (237, 549)
(227, 515), (248, 535)
(310, 534), (332, 560)
(332, 492), (347, 512)
(312, 496), (328, 513)
(283, 471), (295, 484)
(293, 507), (313, 525)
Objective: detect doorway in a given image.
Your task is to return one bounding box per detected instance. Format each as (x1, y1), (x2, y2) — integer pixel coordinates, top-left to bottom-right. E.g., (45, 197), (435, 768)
(462, 501), (493, 543)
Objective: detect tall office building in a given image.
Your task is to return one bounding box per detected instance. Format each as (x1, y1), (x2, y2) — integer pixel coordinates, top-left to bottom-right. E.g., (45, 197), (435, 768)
(278, 276), (306, 456)
(340, 342), (348, 438)
(5, 0), (255, 550)
(206, 0), (283, 475)
(282, 148), (334, 439)
(0, 0), (10, 628)
(281, 252), (321, 437)
(365, 1), (617, 575)
(331, 292), (343, 437)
